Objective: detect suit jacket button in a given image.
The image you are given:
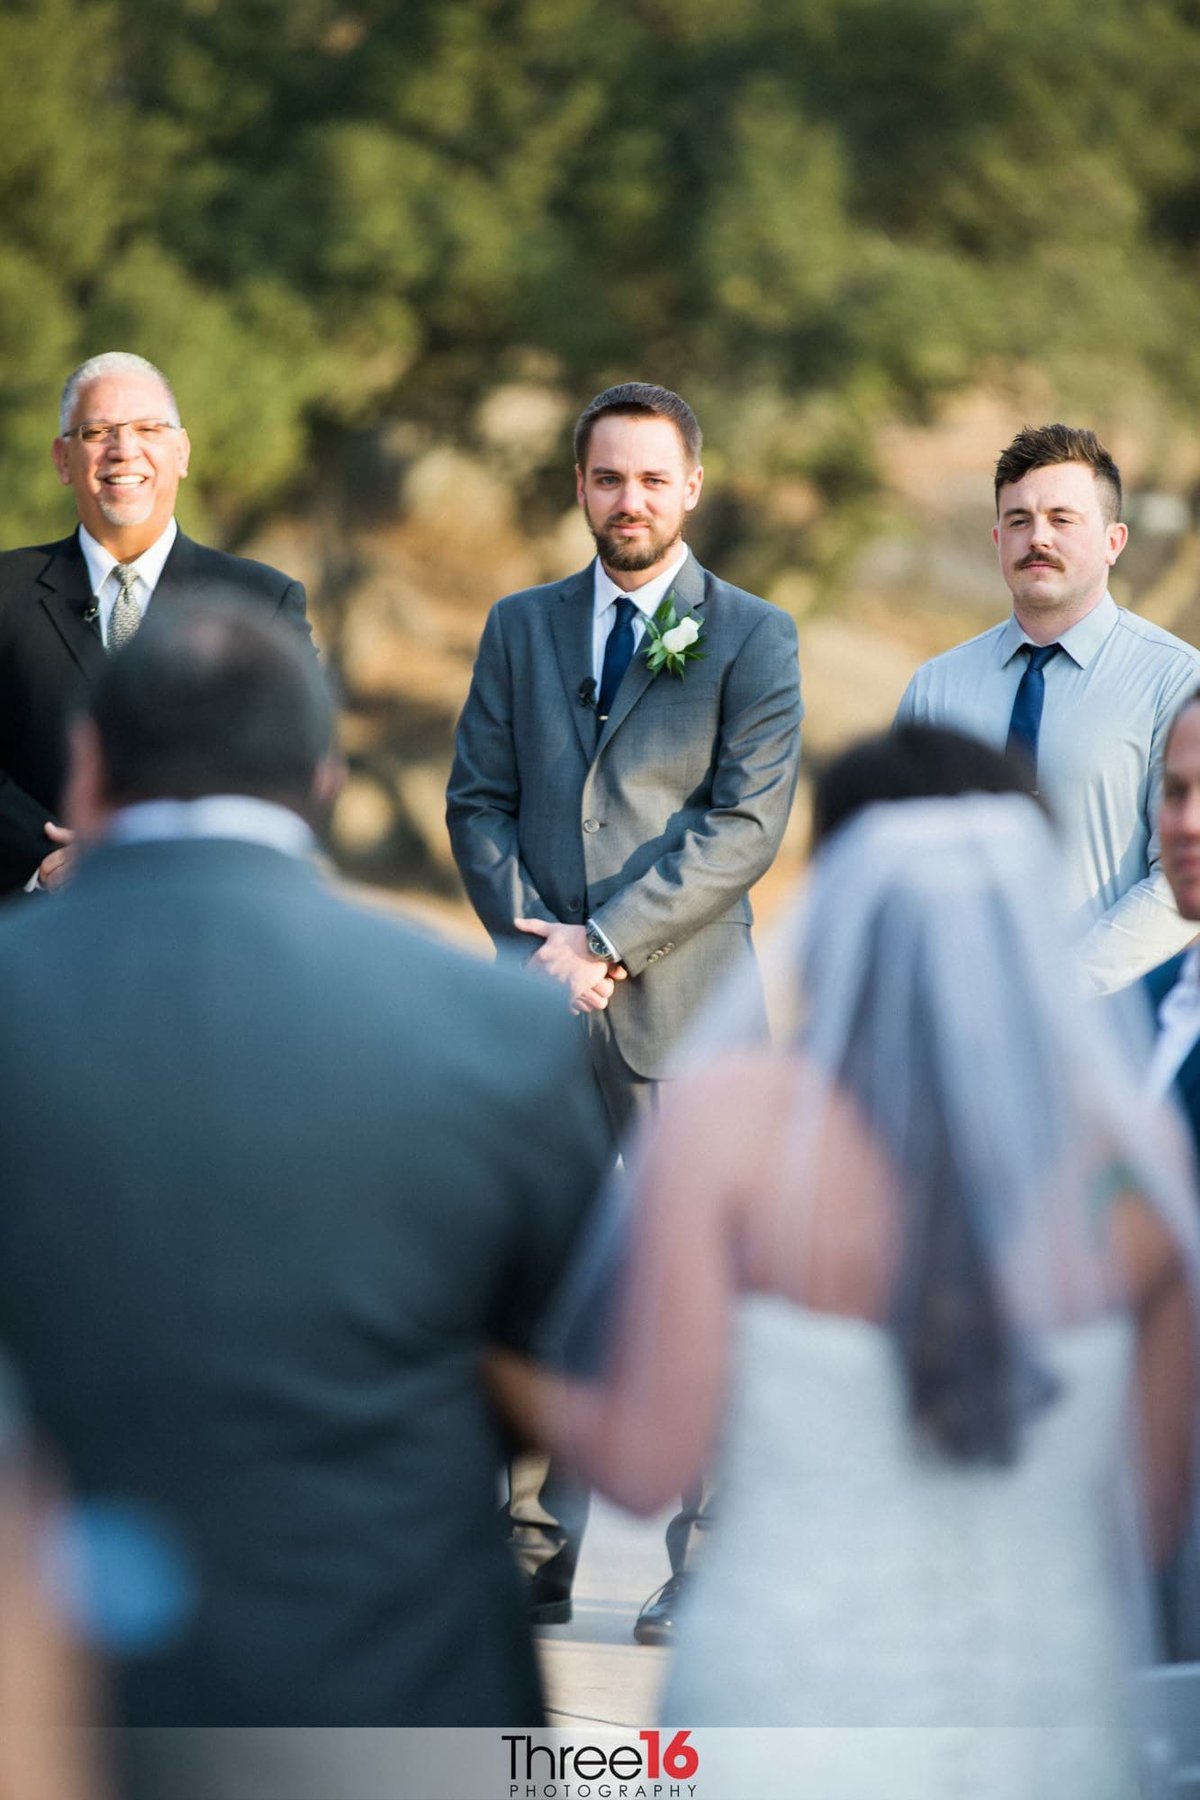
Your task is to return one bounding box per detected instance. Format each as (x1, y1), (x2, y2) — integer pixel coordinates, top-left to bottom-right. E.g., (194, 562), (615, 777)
(568, 897), (582, 912)
(582, 818), (600, 834)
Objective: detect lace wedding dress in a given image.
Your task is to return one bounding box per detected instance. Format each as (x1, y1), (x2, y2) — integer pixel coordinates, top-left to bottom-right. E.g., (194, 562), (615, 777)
(661, 1295), (1143, 1800)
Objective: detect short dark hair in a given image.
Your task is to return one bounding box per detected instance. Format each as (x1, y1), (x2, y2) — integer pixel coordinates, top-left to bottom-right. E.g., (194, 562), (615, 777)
(87, 602), (333, 809)
(994, 424), (1122, 525)
(1165, 685), (1200, 760)
(811, 723), (1040, 850)
(573, 382), (702, 470)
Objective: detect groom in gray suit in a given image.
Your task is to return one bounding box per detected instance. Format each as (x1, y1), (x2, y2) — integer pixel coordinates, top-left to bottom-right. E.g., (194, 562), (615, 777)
(447, 381), (802, 1642)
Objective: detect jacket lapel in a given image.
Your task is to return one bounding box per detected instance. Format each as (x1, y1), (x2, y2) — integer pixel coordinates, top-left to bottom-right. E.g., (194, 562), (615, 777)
(1147, 953), (1200, 1125)
(36, 534), (106, 676)
(147, 530), (200, 606)
(1146, 953), (1187, 1012)
(548, 566), (601, 757)
(1176, 1037), (1200, 1127)
(1166, 956), (1200, 1124)
(596, 551), (707, 752)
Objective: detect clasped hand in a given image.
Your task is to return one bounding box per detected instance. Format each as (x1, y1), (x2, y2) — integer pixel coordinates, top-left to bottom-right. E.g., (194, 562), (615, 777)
(514, 918), (627, 1014)
(37, 822), (76, 891)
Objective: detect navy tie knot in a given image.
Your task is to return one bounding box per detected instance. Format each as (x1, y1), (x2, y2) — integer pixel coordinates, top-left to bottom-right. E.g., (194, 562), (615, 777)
(597, 596), (638, 719)
(1006, 641), (1062, 786)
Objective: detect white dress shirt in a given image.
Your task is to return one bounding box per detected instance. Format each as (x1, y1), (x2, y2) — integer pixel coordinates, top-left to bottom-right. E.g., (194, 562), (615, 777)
(590, 544), (690, 684)
(1146, 946), (1200, 1100)
(584, 546), (691, 962)
(78, 518), (178, 648)
(896, 593), (1200, 994)
(106, 794), (314, 859)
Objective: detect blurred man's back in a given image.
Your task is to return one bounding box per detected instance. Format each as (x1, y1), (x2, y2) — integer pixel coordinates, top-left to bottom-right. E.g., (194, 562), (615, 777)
(0, 605), (607, 1727)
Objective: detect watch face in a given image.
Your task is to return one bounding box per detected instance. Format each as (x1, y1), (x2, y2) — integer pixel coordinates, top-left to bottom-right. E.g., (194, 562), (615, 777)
(587, 928), (608, 959)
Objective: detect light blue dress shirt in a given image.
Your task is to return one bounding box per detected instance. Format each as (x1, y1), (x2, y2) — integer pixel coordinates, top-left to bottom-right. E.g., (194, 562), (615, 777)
(896, 593), (1200, 994)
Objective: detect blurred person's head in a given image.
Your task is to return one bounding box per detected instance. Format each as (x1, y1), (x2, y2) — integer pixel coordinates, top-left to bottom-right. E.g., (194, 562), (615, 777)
(67, 602), (340, 838)
(991, 425), (1127, 639)
(52, 352), (190, 560)
(1159, 687), (1200, 920)
(811, 722), (1039, 852)
(573, 383), (703, 585)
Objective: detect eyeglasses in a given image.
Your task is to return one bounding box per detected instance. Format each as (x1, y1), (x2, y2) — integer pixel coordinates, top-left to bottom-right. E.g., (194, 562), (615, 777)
(61, 419), (181, 446)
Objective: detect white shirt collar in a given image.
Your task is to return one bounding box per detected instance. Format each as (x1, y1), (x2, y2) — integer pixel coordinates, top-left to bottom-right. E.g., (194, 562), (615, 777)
(591, 544), (689, 621)
(105, 795), (314, 859)
(78, 518), (178, 597)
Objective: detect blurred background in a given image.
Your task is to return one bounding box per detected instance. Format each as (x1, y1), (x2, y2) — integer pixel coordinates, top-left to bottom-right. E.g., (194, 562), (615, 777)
(6, 0), (1200, 937)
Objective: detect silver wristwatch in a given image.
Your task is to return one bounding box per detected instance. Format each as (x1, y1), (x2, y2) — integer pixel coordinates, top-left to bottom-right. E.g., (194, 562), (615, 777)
(585, 918), (617, 961)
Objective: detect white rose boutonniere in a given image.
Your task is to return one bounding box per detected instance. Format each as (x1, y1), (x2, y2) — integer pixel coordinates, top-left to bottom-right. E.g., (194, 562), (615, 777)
(643, 592), (706, 679)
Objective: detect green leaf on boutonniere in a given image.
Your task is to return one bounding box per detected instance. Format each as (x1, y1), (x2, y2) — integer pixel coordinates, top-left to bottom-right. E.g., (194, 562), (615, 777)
(642, 591), (706, 678)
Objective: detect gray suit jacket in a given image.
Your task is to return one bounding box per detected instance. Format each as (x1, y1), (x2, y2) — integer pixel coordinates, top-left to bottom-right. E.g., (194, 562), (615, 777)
(446, 551), (803, 1077)
(0, 835), (609, 1725)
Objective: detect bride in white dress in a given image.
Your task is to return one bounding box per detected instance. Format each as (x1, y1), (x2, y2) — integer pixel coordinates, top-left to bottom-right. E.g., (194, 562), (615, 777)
(492, 780), (1199, 1800)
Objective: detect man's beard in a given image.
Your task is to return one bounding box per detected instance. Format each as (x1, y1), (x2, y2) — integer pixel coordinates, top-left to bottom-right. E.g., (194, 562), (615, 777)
(585, 503), (685, 572)
(97, 491), (156, 528)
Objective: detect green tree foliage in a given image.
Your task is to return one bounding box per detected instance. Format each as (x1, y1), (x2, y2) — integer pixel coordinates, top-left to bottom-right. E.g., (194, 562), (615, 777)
(3, 0), (1200, 548)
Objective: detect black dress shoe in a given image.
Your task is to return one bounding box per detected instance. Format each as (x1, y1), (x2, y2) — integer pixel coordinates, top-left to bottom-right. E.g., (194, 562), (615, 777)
(525, 1573), (572, 1626)
(632, 1572), (689, 1646)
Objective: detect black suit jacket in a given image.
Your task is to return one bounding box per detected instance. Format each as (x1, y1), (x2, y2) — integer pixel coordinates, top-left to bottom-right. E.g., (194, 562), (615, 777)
(0, 529), (311, 893)
(0, 836), (608, 1725)
(1144, 951), (1200, 1167)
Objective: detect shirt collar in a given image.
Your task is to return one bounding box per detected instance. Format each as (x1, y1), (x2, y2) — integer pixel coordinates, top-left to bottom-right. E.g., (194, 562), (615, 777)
(591, 544), (690, 621)
(998, 592), (1119, 670)
(1174, 944), (1200, 1000)
(78, 518), (178, 597)
(105, 794), (314, 858)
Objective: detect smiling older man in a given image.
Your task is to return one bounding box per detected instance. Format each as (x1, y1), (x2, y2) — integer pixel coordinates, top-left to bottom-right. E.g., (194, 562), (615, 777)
(896, 423), (1200, 994)
(0, 351), (311, 896)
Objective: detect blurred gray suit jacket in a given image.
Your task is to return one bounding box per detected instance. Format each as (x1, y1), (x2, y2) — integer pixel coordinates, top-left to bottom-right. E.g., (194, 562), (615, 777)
(446, 551), (803, 1077)
(0, 835), (609, 1725)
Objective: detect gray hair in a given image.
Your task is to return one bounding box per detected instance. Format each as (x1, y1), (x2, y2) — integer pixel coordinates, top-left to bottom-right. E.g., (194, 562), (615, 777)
(59, 352), (181, 434)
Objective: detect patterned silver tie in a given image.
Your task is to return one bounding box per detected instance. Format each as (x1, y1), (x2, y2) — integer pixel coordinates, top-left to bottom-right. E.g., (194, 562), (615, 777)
(109, 564), (141, 653)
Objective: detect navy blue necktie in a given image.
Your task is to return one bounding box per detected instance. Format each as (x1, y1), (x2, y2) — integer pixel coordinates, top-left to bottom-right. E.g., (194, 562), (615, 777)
(1005, 642), (1061, 785)
(597, 596), (637, 719)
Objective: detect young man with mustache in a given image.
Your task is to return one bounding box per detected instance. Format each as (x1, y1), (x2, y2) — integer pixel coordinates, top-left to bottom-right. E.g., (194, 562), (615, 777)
(896, 423), (1200, 993)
